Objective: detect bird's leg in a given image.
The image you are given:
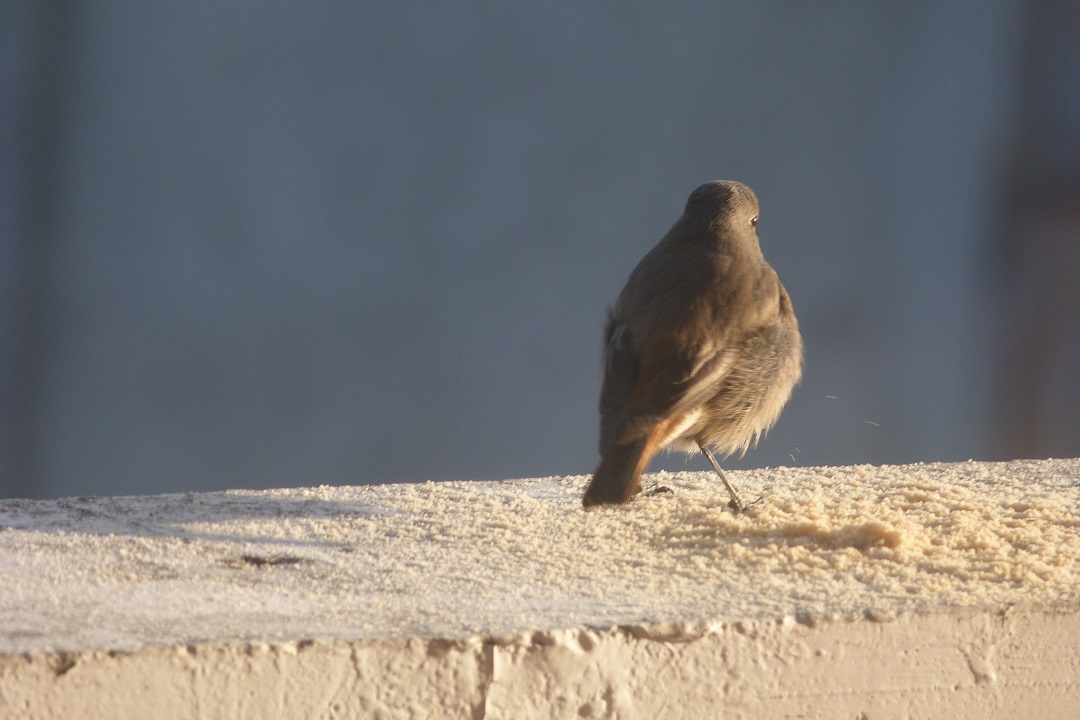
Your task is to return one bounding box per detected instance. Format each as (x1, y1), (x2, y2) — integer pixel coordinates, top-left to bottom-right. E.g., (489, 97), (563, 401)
(698, 441), (745, 513)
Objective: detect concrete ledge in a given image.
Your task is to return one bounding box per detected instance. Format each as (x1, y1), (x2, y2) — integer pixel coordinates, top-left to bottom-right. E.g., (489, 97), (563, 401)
(2, 459), (1078, 718)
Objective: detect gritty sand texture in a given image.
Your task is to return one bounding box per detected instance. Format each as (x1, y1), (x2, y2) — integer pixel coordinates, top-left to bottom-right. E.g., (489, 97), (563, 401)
(1, 459), (1078, 718)
(1, 459), (1077, 652)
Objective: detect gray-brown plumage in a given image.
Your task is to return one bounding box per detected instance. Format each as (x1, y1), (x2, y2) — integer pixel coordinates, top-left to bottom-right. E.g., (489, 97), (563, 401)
(582, 180), (802, 510)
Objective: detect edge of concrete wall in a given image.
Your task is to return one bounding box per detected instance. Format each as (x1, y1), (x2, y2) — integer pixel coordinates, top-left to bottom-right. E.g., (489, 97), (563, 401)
(2, 459), (1078, 719)
(3, 605), (1079, 719)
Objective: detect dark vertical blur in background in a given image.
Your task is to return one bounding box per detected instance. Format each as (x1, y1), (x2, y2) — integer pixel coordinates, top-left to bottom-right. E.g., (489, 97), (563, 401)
(2, 2), (1078, 499)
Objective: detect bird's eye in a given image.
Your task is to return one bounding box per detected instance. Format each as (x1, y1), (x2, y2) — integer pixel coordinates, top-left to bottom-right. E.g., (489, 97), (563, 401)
(750, 216), (758, 228)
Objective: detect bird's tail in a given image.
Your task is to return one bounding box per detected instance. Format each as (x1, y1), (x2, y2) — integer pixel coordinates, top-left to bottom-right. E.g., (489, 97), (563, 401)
(582, 437), (650, 507)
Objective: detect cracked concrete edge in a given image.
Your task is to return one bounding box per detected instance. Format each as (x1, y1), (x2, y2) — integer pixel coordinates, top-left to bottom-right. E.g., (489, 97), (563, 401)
(2, 604), (1078, 720)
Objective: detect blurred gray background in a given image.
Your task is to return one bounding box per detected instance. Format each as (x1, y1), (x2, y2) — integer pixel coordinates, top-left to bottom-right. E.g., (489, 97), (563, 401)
(3, 2), (1078, 499)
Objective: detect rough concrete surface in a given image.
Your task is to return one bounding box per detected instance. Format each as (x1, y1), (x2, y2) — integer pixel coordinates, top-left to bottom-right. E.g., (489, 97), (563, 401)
(1, 459), (1078, 718)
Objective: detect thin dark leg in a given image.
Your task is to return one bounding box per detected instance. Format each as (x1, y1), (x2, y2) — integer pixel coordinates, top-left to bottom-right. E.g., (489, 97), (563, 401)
(698, 441), (745, 513)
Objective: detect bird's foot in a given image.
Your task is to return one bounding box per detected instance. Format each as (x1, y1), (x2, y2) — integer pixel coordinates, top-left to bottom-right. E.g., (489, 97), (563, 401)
(727, 494), (765, 514)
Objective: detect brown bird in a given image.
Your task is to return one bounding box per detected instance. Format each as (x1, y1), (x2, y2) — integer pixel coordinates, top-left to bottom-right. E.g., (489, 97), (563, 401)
(582, 180), (802, 510)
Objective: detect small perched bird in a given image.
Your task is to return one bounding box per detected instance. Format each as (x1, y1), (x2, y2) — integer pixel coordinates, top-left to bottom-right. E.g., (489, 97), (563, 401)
(583, 180), (802, 510)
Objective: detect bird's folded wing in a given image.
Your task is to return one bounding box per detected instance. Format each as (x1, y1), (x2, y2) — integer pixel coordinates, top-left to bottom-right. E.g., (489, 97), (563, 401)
(605, 342), (737, 447)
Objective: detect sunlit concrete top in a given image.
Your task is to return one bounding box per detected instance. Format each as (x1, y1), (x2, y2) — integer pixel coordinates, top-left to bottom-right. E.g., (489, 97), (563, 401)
(2, 459), (1077, 655)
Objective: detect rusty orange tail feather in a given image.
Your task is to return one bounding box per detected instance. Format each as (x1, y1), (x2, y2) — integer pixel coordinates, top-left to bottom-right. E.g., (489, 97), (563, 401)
(583, 419), (673, 508)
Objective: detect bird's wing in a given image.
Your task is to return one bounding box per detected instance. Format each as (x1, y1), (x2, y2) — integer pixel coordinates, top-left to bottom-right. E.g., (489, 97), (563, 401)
(611, 341), (736, 446)
(599, 317), (737, 450)
(599, 250), (782, 452)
